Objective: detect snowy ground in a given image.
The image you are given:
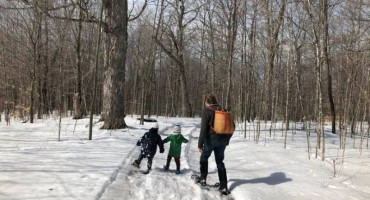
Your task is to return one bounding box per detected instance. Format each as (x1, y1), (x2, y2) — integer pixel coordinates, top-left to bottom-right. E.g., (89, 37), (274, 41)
(0, 115), (369, 200)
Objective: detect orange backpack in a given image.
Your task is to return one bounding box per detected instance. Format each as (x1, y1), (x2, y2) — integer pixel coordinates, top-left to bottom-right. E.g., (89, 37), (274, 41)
(208, 107), (235, 135)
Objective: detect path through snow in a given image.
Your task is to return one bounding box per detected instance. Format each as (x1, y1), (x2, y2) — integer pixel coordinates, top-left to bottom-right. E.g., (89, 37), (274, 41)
(99, 121), (232, 200)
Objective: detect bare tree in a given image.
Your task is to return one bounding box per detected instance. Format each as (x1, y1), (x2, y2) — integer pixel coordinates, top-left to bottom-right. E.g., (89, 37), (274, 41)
(101, 0), (129, 129)
(154, 0), (198, 117)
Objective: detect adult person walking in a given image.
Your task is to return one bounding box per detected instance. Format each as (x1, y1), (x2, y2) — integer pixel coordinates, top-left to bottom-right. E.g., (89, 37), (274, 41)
(197, 94), (233, 195)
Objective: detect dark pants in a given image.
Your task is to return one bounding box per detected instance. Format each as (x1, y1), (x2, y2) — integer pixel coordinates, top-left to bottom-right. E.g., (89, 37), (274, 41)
(200, 140), (228, 189)
(200, 143), (226, 168)
(165, 155), (180, 171)
(135, 151), (155, 170)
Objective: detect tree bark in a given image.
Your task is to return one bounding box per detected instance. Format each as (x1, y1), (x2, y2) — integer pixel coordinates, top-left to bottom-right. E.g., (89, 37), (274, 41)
(225, 0), (239, 110)
(102, 0), (128, 129)
(89, 0), (104, 140)
(284, 49), (290, 148)
(322, 0), (336, 134)
(73, 0), (84, 119)
(42, 16), (49, 116)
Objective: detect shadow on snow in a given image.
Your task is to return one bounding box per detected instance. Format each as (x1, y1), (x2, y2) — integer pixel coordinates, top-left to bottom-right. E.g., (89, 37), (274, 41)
(229, 172), (292, 191)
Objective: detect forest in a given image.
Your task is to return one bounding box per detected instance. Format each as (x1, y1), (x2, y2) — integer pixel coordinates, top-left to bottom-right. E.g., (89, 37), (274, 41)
(0, 0), (369, 145)
(0, 1), (370, 199)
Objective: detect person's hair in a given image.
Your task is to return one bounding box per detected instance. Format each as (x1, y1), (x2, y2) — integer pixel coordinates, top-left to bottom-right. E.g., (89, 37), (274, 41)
(204, 94), (218, 105)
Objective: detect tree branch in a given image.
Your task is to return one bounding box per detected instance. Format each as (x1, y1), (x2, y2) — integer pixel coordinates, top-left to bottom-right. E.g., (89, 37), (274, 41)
(168, 29), (179, 53)
(128, 0), (148, 22)
(183, 10), (198, 28)
(153, 36), (182, 68)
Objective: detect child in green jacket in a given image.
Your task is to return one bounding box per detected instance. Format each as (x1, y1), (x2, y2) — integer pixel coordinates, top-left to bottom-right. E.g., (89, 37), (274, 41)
(163, 125), (189, 174)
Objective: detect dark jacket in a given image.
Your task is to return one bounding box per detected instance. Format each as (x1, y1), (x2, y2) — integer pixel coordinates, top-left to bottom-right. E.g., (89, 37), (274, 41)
(137, 128), (164, 155)
(198, 104), (233, 149)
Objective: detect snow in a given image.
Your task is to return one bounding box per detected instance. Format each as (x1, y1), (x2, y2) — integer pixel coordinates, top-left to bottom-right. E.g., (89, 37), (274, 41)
(0, 116), (369, 200)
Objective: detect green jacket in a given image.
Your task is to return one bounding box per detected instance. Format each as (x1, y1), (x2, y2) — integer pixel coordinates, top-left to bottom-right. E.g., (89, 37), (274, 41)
(163, 133), (189, 158)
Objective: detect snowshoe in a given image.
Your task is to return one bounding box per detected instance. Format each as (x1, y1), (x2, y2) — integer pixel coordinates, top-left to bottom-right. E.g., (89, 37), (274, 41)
(191, 174), (201, 182)
(214, 182), (231, 196)
(192, 175), (230, 195)
(191, 174), (207, 188)
(219, 187), (231, 196)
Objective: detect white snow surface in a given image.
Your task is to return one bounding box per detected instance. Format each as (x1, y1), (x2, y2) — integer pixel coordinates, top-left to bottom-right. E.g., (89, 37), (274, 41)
(0, 116), (370, 200)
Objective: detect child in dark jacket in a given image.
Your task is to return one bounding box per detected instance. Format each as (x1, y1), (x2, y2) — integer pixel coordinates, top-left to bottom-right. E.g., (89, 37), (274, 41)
(132, 123), (164, 174)
(163, 125), (188, 174)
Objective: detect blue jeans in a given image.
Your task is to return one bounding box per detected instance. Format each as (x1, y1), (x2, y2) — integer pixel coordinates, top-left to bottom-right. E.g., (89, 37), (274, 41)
(199, 137), (229, 189)
(200, 140), (226, 169)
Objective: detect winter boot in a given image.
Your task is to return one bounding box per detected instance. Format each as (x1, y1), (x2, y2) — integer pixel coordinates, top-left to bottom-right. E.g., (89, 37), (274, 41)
(217, 166), (230, 195)
(175, 158), (180, 172)
(175, 170), (181, 175)
(131, 160), (140, 168)
(199, 161), (208, 187)
(164, 156), (171, 171)
(219, 187), (231, 196)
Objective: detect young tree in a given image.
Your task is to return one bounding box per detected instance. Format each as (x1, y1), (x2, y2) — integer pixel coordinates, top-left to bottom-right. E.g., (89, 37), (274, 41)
(262, 0), (286, 122)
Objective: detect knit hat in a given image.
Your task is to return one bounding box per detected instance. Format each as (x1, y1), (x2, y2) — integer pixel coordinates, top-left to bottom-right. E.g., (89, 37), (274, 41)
(151, 123), (159, 129)
(174, 125), (181, 133)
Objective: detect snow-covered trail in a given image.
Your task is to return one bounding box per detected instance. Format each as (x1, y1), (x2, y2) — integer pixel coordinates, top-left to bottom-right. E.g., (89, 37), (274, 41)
(99, 121), (205, 200)
(100, 119), (236, 200)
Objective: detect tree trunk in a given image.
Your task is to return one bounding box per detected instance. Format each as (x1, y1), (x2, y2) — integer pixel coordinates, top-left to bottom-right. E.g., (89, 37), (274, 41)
(322, 0), (336, 134)
(89, 1), (104, 140)
(102, 0), (128, 129)
(73, 0), (84, 119)
(263, 0), (286, 120)
(207, 1), (216, 93)
(177, 1), (192, 117)
(37, 76), (42, 119)
(42, 16), (49, 116)
(225, 0), (239, 110)
(101, 1), (113, 121)
(284, 50), (290, 148)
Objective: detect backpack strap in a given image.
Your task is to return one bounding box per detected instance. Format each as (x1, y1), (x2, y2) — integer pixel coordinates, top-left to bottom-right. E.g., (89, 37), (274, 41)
(206, 106), (215, 132)
(207, 106), (215, 111)
(207, 105), (224, 112)
(206, 106), (223, 133)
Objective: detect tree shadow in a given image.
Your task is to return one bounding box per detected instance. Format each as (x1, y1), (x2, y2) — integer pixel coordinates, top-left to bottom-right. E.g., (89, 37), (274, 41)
(229, 172), (292, 191)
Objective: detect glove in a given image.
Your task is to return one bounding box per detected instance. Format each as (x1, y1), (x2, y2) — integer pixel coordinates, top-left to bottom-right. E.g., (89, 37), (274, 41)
(136, 140), (141, 146)
(160, 148), (164, 153)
